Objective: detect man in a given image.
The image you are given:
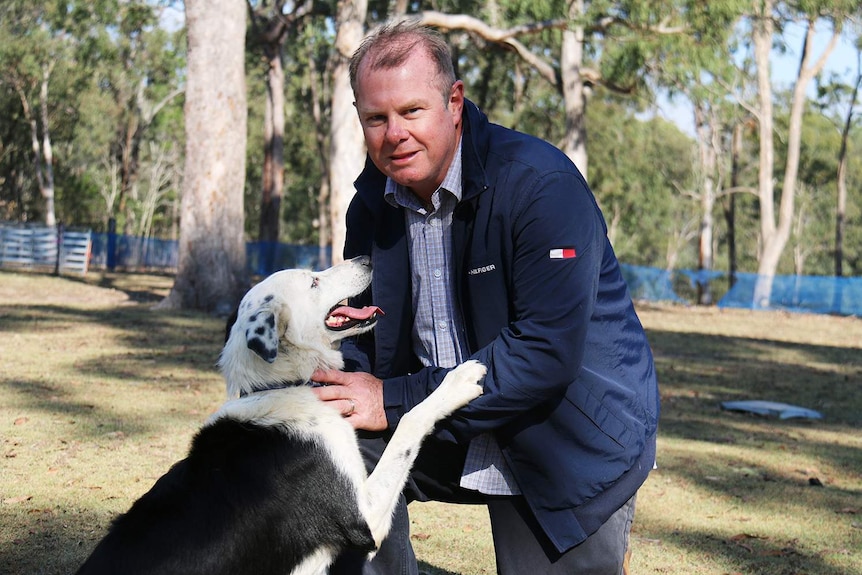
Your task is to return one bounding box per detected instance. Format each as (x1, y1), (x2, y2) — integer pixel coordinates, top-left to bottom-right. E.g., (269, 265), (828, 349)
(312, 19), (659, 574)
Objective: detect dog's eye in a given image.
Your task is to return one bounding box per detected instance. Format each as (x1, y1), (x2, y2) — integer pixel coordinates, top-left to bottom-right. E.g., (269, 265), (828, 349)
(310, 277), (320, 289)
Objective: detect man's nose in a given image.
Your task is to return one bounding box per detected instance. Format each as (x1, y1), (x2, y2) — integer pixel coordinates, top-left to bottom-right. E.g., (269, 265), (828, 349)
(385, 116), (408, 143)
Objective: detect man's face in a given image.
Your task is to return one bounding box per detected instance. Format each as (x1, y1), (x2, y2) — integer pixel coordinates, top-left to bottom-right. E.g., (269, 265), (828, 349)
(354, 49), (464, 202)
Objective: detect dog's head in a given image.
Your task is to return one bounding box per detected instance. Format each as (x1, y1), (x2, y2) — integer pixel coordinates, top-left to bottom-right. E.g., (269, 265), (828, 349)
(218, 256), (381, 398)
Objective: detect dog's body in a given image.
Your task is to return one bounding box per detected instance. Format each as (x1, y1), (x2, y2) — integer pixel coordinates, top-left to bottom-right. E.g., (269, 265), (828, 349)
(75, 257), (485, 575)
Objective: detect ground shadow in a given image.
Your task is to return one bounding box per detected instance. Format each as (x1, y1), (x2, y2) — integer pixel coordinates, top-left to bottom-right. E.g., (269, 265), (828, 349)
(1, 301), (224, 444)
(633, 522), (856, 575)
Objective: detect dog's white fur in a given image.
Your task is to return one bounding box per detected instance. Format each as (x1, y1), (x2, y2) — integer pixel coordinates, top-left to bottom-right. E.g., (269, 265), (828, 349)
(213, 256), (486, 574)
(219, 257), (379, 398)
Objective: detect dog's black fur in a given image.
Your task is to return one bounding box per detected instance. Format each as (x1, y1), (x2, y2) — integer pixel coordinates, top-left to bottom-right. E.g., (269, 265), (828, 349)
(74, 414), (375, 575)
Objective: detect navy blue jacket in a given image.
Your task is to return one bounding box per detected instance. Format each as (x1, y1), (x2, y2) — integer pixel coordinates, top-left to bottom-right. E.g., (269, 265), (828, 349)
(342, 100), (659, 552)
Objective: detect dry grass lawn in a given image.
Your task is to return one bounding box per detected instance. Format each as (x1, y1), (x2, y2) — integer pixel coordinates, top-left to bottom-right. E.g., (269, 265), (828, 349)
(1, 269), (860, 575)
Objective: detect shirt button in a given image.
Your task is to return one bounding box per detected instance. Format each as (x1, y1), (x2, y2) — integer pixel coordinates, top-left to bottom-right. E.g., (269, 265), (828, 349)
(437, 321), (447, 331)
(433, 268), (442, 278)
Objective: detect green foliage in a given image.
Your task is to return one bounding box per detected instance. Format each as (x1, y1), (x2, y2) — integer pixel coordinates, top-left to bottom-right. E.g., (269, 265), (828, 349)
(0, 0), (186, 234)
(1, 0), (859, 278)
(586, 96), (698, 267)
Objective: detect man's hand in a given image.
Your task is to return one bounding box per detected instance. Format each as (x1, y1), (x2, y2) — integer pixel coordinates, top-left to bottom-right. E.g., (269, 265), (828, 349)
(310, 369), (388, 431)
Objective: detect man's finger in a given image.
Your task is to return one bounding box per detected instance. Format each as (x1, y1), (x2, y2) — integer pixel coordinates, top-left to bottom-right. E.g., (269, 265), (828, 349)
(311, 368), (346, 385)
(343, 398), (356, 417)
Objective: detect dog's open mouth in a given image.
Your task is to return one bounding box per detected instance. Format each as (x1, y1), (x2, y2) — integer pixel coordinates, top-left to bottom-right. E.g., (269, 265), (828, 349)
(325, 303), (384, 331)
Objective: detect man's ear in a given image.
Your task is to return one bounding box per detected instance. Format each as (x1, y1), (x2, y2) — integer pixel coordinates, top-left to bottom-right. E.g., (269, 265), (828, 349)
(449, 80), (465, 126)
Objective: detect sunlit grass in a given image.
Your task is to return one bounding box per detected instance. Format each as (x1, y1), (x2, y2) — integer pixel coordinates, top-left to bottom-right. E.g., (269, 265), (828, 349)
(1, 271), (859, 575)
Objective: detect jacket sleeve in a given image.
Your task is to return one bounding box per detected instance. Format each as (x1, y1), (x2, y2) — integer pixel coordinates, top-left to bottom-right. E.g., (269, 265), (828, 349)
(461, 169), (606, 437)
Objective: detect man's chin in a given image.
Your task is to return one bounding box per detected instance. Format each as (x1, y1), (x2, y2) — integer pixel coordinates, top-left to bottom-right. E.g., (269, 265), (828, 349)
(386, 171), (430, 196)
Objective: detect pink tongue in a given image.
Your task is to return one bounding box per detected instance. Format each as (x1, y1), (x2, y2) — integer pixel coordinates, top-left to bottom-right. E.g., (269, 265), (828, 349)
(330, 305), (383, 320)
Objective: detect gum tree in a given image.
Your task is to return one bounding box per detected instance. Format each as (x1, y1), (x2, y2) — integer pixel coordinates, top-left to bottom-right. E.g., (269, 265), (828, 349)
(158, 0), (249, 312)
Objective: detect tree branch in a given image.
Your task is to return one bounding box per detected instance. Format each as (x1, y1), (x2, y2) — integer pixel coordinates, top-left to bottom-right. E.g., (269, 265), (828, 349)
(418, 11), (562, 86)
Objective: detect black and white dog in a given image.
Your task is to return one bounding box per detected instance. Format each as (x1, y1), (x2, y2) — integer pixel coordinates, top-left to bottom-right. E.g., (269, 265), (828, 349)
(75, 256), (485, 575)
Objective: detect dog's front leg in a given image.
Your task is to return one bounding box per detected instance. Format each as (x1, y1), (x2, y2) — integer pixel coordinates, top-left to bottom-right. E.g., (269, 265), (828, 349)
(360, 360), (486, 547)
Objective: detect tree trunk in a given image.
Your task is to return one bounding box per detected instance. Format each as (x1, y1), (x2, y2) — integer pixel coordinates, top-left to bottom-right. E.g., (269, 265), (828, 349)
(248, 0), (314, 249)
(15, 65), (57, 227)
(693, 99), (718, 305)
(560, 0), (588, 176)
(116, 82), (141, 233)
(725, 121), (742, 289)
(329, 0), (368, 263)
(37, 65), (56, 227)
(751, 0), (776, 307)
(306, 35), (331, 268)
(834, 55), (860, 277)
(259, 45), (285, 244)
(753, 8), (839, 307)
(157, 0), (248, 314)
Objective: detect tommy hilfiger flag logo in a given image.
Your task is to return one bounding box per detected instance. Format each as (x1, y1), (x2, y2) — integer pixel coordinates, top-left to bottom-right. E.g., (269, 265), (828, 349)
(549, 247), (577, 259)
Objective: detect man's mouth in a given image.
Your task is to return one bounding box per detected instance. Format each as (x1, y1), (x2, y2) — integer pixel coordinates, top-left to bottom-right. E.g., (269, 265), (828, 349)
(325, 304), (384, 331)
(390, 150), (418, 164)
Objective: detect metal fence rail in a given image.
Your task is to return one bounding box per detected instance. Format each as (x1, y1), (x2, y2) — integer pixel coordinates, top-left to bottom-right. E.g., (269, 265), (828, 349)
(0, 223), (91, 275)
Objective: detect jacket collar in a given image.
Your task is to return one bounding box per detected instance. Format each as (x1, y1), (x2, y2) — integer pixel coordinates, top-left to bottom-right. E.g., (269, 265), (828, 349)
(460, 99), (491, 201)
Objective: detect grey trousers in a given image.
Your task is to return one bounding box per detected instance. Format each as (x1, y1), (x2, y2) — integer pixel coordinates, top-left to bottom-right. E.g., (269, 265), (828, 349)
(329, 434), (638, 575)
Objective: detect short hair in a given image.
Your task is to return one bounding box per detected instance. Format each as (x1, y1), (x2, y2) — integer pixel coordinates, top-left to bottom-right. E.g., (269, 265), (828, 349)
(348, 18), (457, 103)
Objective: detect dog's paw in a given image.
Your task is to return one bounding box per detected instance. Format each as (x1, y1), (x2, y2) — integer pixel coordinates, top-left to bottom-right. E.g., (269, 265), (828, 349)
(437, 360), (485, 407)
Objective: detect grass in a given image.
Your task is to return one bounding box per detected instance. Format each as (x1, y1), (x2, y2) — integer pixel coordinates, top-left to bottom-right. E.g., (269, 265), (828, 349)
(1, 269), (860, 575)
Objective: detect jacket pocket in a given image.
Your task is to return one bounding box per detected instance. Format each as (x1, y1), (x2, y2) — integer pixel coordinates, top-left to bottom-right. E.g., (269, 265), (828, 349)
(565, 371), (636, 451)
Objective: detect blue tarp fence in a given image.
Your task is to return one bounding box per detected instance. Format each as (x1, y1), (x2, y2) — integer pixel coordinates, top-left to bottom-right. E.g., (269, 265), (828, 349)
(716, 271), (862, 316)
(88, 233), (331, 277)
(620, 264), (862, 316)
(76, 232), (862, 317)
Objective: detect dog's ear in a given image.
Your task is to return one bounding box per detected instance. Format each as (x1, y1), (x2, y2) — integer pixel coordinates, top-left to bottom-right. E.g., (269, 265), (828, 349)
(224, 307), (239, 344)
(245, 310), (280, 363)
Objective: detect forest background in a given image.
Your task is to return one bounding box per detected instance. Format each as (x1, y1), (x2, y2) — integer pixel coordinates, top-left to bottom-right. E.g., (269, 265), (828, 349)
(1, 0), (861, 311)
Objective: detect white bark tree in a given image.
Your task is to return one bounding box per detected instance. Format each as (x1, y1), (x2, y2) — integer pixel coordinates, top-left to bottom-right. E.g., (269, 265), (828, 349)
(328, 0), (368, 263)
(13, 62), (56, 227)
(158, 0), (248, 313)
(751, 1), (840, 306)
